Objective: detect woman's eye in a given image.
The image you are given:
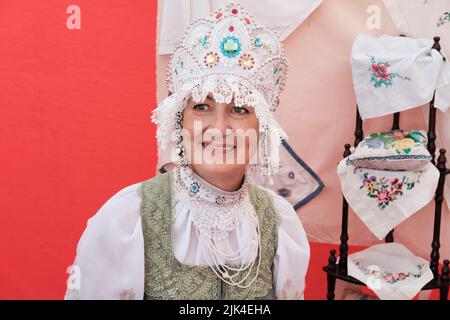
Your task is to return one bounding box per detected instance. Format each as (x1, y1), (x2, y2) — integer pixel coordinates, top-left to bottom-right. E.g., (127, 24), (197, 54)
(232, 106), (248, 114)
(193, 104), (210, 111)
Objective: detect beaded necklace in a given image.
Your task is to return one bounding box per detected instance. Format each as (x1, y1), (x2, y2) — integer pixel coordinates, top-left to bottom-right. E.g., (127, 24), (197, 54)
(174, 165), (261, 287)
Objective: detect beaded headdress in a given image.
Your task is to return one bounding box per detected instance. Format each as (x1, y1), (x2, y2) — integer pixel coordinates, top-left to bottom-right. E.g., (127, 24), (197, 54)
(152, 2), (289, 175)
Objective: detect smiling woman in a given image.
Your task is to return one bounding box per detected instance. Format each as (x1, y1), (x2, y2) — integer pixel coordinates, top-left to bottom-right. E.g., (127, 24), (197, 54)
(65, 2), (310, 300)
(181, 94), (259, 191)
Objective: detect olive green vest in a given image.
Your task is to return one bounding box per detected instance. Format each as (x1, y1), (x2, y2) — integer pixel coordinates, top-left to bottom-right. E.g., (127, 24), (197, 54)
(139, 172), (279, 300)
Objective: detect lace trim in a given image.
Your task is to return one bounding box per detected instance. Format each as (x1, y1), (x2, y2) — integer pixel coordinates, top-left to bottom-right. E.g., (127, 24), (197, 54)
(347, 154), (432, 165)
(175, 166), (251, 241)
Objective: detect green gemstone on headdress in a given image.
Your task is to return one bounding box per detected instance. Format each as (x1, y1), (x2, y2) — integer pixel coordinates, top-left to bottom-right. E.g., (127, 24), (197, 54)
(220, 36), (241, 58)
(224, 39), (237, 51)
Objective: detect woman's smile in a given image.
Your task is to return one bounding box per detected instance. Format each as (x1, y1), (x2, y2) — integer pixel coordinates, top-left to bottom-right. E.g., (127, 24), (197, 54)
(202, 141), (236, 154)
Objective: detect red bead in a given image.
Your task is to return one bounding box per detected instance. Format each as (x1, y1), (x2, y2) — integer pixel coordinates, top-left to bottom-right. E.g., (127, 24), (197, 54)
(229, 26), (234, 32)
(216, 12), (222, 19)
(231, 8), (238, 14)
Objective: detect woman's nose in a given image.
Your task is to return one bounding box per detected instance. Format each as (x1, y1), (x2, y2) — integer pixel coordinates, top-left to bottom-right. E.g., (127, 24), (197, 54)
(210, 107), (231, 134)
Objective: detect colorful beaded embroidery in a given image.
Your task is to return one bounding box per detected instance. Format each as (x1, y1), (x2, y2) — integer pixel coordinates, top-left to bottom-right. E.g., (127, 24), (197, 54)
(239, 53), (255, 70)
(220, 35), (242, 58)
(193, 35), (209, 49)
(204, 51), (219, 68)
(152, 3), (289, 177)
(165, 2), (288, 113)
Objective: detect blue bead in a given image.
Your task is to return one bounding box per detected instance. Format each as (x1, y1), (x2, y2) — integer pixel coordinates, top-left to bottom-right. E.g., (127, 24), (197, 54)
(220, 36), (241, 58)
(190, 182), (199, 193)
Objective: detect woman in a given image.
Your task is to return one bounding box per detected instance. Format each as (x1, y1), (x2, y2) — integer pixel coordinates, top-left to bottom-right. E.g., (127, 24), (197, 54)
(65, 3), (309, 300)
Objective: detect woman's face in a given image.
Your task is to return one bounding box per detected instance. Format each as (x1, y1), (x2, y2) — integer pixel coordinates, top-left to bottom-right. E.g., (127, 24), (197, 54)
(182, 93), (259, 176)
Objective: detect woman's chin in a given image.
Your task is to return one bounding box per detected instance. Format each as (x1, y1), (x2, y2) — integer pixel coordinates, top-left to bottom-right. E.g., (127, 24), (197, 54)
(192, 163), (246, 176)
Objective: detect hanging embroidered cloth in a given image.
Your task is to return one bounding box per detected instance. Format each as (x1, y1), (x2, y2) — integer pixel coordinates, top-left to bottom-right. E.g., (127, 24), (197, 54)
(348, 243), (434, 300)
(248, 140), (324, 210)
(351, 34), (450, 120)
(382, 0), (450, 220)
(158, 0), (323, 54)
(337, 158), (440, 240)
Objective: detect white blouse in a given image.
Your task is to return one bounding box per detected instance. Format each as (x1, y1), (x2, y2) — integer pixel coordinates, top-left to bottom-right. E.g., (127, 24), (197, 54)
(65, 175), (310, 300)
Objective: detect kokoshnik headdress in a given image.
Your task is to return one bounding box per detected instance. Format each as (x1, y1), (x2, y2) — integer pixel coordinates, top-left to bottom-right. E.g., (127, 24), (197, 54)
(152, 2), (289, 175)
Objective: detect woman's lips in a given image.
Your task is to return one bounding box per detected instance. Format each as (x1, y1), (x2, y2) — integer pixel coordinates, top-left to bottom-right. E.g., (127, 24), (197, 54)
(202, 142), (236, 152)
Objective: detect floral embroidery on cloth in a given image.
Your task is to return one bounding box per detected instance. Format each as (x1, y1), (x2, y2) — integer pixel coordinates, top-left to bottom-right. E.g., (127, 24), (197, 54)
(346, 129), (432, 171)
(361, 130), (426, 155)
(437, 12), (450, 27)
(369, 56), (411, 88)
(338, 159), (439, 240)
(358, 169), (423, 210)
(422, 1), (449, 27)
(347, 243), (434, 300)
(355, 262), (426, 284)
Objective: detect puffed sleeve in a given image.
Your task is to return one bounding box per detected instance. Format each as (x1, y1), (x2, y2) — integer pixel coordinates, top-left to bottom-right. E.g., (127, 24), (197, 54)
(261, 187), (310, 300)
(64, 183), (145, 300)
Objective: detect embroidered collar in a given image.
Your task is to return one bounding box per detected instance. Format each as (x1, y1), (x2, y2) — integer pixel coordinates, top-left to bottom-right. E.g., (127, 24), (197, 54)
(175, 165), (249, 207)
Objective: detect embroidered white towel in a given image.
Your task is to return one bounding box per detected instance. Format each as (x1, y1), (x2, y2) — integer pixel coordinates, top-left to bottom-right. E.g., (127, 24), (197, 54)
(348, 243), (434, 300)
(337, 158), (440, 240)
(382, 0), (450, 210)
(351, 34), (450, 120)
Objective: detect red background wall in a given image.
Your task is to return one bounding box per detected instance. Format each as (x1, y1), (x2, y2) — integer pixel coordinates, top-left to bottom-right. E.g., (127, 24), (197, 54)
(0, 0), (156, 299)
